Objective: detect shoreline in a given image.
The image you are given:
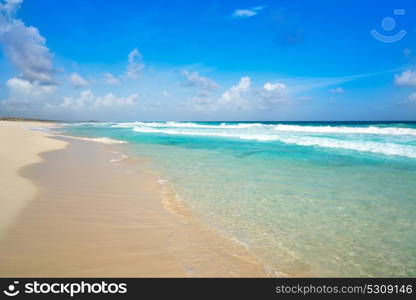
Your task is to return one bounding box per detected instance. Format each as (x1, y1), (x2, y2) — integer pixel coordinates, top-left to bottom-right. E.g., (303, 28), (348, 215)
(0, 121), (268, 277)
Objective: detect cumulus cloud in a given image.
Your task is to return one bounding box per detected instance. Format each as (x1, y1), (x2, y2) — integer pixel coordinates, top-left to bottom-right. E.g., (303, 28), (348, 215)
(330, 87), (344, 94)
(394, 70), (416, 86)
(0, 0), (22, 15)
(103, 72), (120, 85)
(231, 6), (265, 18)
(257, 82), (289, 108)
(61, 90), (93, 110)
(219, 77), (251, 106)
(206, 77), (252, 111)
(193, 77), (290, 111)
(103, 49), (144, 83)
(94, 93), (138, 107)
(0, 77), (57, 111)
(125, 48), (144, 79)
(69, 72), (89, 88)
(181, 70), (218, 90)
(0, 0), (56, 85)
(0, 0), (23, 15)
(61, 90), (138, 109)
(6, 77), (55, 95)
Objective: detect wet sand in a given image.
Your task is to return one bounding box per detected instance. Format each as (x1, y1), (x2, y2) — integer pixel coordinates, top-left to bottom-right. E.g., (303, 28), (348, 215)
(0, 122), (267, 277)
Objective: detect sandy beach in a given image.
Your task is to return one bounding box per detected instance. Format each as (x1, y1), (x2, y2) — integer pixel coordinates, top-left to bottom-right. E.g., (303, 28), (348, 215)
(0, 121), (267, 277)
(0, 121), (67, 238)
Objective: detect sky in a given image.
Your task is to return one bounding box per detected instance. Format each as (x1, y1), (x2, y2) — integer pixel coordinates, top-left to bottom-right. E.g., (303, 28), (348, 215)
(0, 0), (416, 121)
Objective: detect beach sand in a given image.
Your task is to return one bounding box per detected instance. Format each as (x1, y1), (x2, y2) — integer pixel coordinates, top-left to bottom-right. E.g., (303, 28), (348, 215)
(0, 121), (67, 238)
(0, 121), (267, 277)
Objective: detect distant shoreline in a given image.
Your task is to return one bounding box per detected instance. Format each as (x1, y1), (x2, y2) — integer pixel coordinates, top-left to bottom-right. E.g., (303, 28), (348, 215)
(0, 117), (99, 123)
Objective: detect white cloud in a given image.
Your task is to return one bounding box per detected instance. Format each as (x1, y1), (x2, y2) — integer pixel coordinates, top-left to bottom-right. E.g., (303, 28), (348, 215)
(194, 77), (290, 112)
(94, 93), (138, 107)
(0, 0), (22, 16)
(103, 72), (120, 85)
(394, 70), (416, 86)
(69, 72), (89, 88)
(0, 0), (56, 85)
(61, 90), (139, 109)
(232, 6), (265, 19)
(263, 82), (286, 92)
(219, 77), (251, 106)
(61, 90), (94, 109)
(257, 82), (289, 108)
(0, 77), (56, 111)
(103, 49), (144, 83)
(125, 48), (144, 79)
(6, 77), (56, 96)
(181, 70), (218, 90)
(330, 87), (344, 94)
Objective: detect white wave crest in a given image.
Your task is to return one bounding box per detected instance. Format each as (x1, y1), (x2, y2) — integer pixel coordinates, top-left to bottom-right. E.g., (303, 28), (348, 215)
(132, 127), (274, 141)
(277, 136), (416, 158)
(112, 121), (265, 129)
(115, 121), (416, 136)
(132, 127), (416, 158)
(272, 125), (416, 136)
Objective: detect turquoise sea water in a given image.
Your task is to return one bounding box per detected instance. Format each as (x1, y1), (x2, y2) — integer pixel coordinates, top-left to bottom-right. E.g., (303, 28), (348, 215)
(60, 121), (416, 277)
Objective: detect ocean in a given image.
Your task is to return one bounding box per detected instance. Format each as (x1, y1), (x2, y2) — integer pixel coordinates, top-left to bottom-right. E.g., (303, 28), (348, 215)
(60, 121), (416, 277)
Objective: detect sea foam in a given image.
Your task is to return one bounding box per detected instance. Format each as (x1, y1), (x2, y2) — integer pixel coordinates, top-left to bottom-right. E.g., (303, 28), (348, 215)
(132, 126), (416, 158)
(115, 121), (416, 135)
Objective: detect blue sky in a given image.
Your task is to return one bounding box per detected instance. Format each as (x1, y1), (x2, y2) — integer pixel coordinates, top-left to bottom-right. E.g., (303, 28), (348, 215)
(0, 0), (416, 121)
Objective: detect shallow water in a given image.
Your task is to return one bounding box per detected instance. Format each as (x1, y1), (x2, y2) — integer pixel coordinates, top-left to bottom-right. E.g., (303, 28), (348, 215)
(61, 121), (416, 276)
